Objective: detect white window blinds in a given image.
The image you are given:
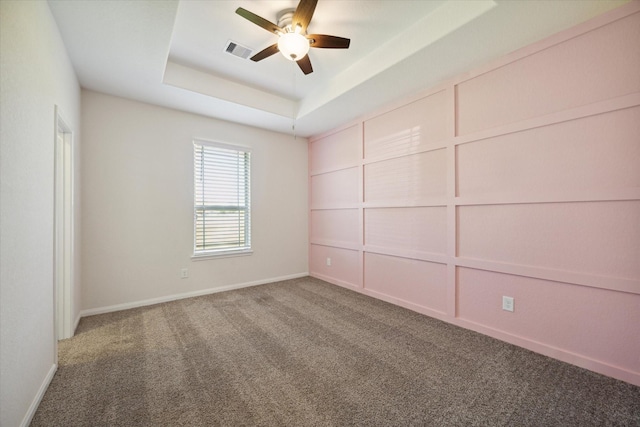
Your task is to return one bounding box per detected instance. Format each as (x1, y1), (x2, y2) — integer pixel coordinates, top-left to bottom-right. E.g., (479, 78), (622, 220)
(193, 140), (251, 256)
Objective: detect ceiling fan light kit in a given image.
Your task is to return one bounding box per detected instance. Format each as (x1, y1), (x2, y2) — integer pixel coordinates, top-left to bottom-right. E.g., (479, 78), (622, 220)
(235, 0), (350, 75)
(278, 32), (310, 61)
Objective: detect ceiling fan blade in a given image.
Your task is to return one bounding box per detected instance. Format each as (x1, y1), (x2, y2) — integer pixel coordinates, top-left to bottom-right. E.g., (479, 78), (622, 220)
(296, 54), (313, 75)
(235, 8), (282, 35)
(308, 34), (350, 49)
(250, 44), (279, 62)
(292, 0), (317, 33)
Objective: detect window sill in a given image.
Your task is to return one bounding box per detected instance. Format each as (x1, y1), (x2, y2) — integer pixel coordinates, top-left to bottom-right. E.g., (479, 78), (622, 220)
(191, 249), (253, 261)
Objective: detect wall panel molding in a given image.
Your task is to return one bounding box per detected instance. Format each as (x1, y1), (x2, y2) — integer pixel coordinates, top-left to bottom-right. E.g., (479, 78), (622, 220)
(456, 257), (640, 295)
(455, 187), (640, 207)
(364, 246), (448, 265)
(309, 2), (640, 386)
(309, 164), (360, 177)
(454, 92), (640, 148)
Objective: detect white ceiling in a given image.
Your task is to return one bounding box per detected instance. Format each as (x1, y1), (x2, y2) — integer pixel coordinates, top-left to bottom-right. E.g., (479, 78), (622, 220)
(48, 0), (629, 138)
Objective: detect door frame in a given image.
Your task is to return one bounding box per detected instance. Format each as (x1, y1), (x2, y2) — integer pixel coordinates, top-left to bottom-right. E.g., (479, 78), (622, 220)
(54, 106), (74, 344)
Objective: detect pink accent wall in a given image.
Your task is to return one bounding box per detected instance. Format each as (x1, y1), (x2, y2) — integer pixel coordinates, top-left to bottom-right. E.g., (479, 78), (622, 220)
(309, 124), (360, 174)
(309, 125), (362, 288)
(310, 209), (359, 247)
(456, 11), (640, 135)
(364, 150), (447, 203)
(310, 167), (359, 208)
(457, 268), (640, 374)
(310, 244), (360, 288)
(364, 90), (448, 159)
(365, 253), (447, 314)
(456, 106), (640, 197)
(458, 201), (640, 279)
(309, 2), (640, 386)
(365, 207), (447, 255)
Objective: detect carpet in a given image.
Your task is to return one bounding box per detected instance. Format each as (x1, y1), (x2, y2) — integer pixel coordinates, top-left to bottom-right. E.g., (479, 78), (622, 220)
(32, 276), (640, 426)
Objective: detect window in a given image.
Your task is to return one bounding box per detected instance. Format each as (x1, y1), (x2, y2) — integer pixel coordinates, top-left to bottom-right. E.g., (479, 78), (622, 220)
(193, 140), (251, 258)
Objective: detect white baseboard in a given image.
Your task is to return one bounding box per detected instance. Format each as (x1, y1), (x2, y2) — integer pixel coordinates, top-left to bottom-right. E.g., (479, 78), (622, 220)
(79, 272), (309, 318)
(20, 363), (57, 427)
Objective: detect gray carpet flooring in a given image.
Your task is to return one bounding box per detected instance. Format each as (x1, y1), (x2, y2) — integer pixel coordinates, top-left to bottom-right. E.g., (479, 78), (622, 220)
(32, 277), (640, 426)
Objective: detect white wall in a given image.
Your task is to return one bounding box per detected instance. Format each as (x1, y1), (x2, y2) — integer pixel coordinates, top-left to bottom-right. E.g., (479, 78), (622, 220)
(81, 91), (308, 311)
(0, 1), (81, 426)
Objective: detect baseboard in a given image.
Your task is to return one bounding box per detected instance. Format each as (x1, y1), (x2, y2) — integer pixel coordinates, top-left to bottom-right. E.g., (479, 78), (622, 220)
(20, 363), (57, 427)
(453, 317), (640, 387)
(311, 273), (640, 387)
(79, 272), (309, 318)
(309, 272), (360, 291)
(359, 287), (449, 322)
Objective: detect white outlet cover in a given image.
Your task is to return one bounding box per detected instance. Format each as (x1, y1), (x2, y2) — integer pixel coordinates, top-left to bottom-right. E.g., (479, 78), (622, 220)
(502, 296), (514, 312)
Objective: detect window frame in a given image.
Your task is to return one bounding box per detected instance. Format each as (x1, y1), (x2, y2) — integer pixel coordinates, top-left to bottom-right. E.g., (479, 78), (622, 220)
(192, 139), (252, 260)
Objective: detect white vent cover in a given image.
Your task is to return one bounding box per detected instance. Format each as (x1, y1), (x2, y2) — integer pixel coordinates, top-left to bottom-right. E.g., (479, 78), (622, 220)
(224, 40), (252, 59)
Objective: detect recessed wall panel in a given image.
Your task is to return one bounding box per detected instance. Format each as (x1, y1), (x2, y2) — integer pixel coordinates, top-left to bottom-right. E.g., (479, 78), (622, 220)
(310, 125), (360, 173)
(310, 244), (360, 286)
(364, 91), (447, 160)
(457, 106), (640, 197)
(364, 149), (447, 203)
(457, 12), (640, 135)
(365, 207), (447, 255)
(310, 167), (359, 208)
(458, 201), (640, 280)
(457, 267), (640, 372)
(364, 252), (447, 313)
(310, 209), (359, 246)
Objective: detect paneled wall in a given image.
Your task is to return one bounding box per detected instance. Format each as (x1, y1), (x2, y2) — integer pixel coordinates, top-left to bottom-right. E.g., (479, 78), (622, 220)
(309, 3), (640, 386)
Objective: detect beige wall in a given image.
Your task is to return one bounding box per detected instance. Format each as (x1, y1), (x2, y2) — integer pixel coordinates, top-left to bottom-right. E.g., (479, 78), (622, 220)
(0, 1), (81, 426)
(81, 91), (308, 311)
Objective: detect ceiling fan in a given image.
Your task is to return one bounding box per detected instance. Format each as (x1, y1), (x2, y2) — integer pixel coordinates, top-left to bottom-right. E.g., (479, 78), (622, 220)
(235, 0), (350, 75)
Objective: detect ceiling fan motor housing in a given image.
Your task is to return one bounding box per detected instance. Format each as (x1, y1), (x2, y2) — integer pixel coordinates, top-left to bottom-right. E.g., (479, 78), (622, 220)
(277, 9), (298, 33)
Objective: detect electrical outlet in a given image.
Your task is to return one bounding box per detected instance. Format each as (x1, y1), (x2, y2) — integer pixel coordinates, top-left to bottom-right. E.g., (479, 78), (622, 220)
(181, 268), (189, 279)
(502, 296), (514, 312)
(326, 257), (331, 266)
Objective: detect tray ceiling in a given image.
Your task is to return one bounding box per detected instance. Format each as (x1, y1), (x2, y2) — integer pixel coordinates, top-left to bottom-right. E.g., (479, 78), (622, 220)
(48, 0), (628, 137)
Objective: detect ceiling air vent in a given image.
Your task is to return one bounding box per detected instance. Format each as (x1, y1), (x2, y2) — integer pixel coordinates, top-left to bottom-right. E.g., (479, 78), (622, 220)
(224, 40), (253, 59)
